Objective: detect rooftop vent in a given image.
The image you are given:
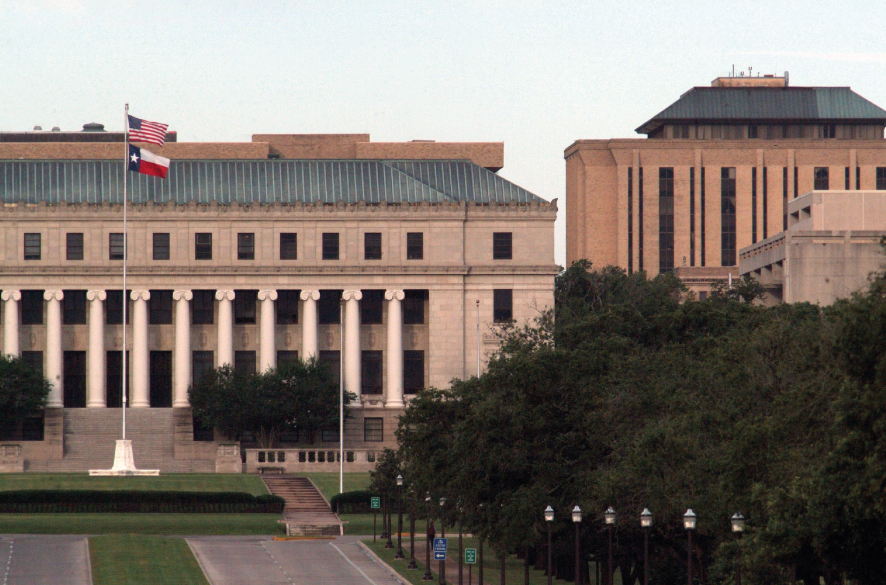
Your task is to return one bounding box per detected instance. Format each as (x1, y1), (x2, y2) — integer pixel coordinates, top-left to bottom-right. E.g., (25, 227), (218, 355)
(51, 127), (61, 132)
(82, 123), (105, 132)
(33, 126), (42, 131)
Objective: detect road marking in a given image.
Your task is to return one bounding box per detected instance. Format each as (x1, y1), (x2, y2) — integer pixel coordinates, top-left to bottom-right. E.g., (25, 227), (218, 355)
(330, 542), (384, 585)
(259, 541), (295, 585)
(2, 540), (12, 585)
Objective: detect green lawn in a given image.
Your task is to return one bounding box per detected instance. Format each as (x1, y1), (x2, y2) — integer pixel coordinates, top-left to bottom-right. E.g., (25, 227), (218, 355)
(302, 472), (371, 501)
(90, 535), (209, 585)
(341, 513), (428, 537)
(0, 513), (284, 535)
(0, 474), (268, 496)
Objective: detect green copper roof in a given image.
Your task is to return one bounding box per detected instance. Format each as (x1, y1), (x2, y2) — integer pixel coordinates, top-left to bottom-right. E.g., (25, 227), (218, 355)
(637, 87), (886, 134)
(0, 159), (543, 205)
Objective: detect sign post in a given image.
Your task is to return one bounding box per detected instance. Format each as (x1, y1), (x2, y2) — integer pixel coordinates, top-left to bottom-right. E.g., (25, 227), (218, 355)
(465, 548), (477, 585)
(371, 496), (381, 542)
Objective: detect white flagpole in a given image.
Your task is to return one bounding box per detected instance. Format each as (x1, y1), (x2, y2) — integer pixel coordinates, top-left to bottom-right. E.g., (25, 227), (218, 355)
(122, 104), (129, 441)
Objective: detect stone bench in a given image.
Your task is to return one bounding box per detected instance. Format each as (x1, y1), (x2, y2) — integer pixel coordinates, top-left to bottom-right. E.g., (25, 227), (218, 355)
(258, 466), (285, 474)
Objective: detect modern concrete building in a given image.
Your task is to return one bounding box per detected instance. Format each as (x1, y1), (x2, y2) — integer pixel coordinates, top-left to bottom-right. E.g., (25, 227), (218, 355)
(0, 128), (557, 472)
(565, 74), (886, 297)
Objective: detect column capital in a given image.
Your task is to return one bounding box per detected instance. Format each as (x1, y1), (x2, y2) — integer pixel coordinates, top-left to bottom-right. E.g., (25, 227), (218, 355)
(1, 290), (21, 302)
(342, 290), (363, 301)
(300, 290), (320, 301)
(43, 290), (64, 302)
(173, 289), (193, 301)
(130, 290), (151, 301)
(385, 290), (405, 301)
(86, 290), (107, 302)
(258, 290), (278, 301)
(215, 290), (235, 301)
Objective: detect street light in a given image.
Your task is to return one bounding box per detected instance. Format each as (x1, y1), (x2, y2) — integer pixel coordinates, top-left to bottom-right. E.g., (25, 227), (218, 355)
(604, 507), (616, 585)
(731, 513), (745, 585)
(395, 474), (405, 559)
(423, 494), (433, 581)
(544, 506), (555, 585)
(408, 489), (418, 569)
(684, 509), (696, 585)
(439, 497), (447, 585)
(572, 506), (581, 585)
(640, 509), (652, 585)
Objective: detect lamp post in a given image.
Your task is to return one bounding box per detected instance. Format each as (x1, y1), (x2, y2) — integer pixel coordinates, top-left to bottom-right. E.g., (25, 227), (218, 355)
(385, 491), (394, 549)
(572, 506), (582, 585)
(640, 509), (652, 585)
(604, 507), (616, 585)
(408, 489), (418, 569)
(731, 513), (745, 585)
(440, 497), (447, 585)
(544, 506), (555, 585)
(423, 494), (433, 581)
(395, 475), (405, 559)
(684, 509), (696, 585)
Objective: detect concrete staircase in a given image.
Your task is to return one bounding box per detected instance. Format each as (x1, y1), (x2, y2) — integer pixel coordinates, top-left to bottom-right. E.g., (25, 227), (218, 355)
(262, 475), (343, 536)
(26, 409), (215, 473)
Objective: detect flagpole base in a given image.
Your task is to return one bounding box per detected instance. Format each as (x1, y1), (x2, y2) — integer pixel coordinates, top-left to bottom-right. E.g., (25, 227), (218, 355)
(89, 439), (159, 476)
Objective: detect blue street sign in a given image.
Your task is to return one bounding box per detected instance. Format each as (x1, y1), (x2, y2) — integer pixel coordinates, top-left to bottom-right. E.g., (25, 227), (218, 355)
(433, 537), (448, 560)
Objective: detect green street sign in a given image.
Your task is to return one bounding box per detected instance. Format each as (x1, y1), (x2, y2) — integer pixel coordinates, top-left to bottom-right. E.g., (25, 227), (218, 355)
(465, 548), (477, 564)
(371, 497), (381, 509)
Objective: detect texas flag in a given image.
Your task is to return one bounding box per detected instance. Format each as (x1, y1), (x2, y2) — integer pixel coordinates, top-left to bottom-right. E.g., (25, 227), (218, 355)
(128, 144), (169, 178)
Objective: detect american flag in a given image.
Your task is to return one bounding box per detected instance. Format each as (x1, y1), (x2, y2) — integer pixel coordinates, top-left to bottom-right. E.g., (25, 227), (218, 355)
(127, 115), (168, 147)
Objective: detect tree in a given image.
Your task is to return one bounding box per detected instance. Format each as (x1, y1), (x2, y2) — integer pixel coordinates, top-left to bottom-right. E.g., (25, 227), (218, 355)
(188, 358), (354, 448)
(0, 355), (50, 437)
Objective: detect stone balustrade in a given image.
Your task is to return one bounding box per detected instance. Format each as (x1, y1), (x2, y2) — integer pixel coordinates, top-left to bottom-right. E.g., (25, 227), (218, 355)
(244, 448), (379, 473)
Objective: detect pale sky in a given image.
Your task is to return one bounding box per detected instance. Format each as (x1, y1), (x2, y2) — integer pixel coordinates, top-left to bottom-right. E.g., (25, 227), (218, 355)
(2, 0), (885, 266)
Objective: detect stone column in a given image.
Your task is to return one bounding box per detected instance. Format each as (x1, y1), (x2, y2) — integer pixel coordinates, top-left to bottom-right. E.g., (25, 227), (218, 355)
(86, 290), (106, 408)
(130, 290), (151, 408)
(258, 290), (277, 372)
(385, 290), (405, 407)
(44, 290), (64, 408)
(343, 290), (362, 407)
(216, 290), (235, 367)
(2, 290), (20, 357)
(300, 290), (320, 360)
(173, 290), (193, 408)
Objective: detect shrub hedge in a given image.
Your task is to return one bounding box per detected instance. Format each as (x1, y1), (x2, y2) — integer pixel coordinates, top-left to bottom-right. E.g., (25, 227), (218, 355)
(0, 490), (285, 513)
(329, 490), (373, 513)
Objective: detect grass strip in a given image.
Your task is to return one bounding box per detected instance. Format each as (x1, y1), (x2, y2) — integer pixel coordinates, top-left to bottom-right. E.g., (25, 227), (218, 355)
(90, 534), (209, 585)
(0, 474), (269, 496)
(300, 472), (371, 501)
(0, 513), (285, 535)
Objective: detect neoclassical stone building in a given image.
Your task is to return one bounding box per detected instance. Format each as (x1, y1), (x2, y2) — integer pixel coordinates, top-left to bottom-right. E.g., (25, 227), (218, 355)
(0, 130), (557, 471)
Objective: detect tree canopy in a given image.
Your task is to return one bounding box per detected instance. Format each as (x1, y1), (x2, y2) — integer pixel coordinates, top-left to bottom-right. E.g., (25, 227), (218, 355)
(0, 354), (50, 436)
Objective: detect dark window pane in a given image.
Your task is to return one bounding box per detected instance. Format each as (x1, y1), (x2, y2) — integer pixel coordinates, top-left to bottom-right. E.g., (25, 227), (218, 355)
(106, 351), (129, 408)
(66, 233), (83, 261)
(319, 290), (342, 324)
(149, 351), (172, 407)
(280, 233), (297, 260)
(364, 233), (382, 260)
(195, 233), (212, 260)
(24, 233), (41, 260)
(63, 351), (86, 408)
(234, 290), (257, 324)
(109, 233), (125, 260)
(321, 429), (338, 442)
(238, 233), (255, 260)
(149, 290), (173, 325)
(493, 289), (513, 323)
(403, 290), (427, 325)
(322, 233), (339, 260)
(153, 233), (170, 260)
(277, 351), (299, 368)
(192, 351), (214, 384)
(360, 290), (383, 324)
(276, 290), (299, 324)
(319, 350), (340, 386)
(406, 232), (423, 260)
(62, 290), (86, 324)
(21, 351), (42, 375)
(21, 290), (44, 325)
(721, 167), (737, 266)
(105, 290), (130, 325)
(361, 350), (383, 395)
(192, 290), (214, 325)
(492, 232), (512, 260)
(404, 350), (424, 394)
(814, 167), (829, 190)
(364, 417), (383, 442)
(659, 167), (675, 273)
(878, 168), (886, 190)
(234, 351), (256, 375)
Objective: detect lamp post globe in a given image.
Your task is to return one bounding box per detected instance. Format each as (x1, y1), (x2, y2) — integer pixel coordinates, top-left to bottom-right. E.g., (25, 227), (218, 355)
(731, 512), (745, 533)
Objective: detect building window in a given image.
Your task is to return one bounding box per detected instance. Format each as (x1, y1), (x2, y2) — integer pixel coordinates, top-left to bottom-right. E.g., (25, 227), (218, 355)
(66, 233), (84, 261)
(821, 124), (836, 139)
(319, 350), (341, 387)
(857, 167), (861, 190)
(234, 351), (256, 375)
(814, 167), (829, 190)
(319, 290), (342, 324)
(721, 167), (737, 266)
(149, 290), (173, 325)
(195, 233), (212, 260)
(493, 289), (513, 323)
(748, 124), (758, 139)
(877, 168), (886, 190)
(658, 168), (674, 273)
(404, 350), (424, 394)
(689, 168), (695, 267)
(192, 351), (214, 384)
(280, 233), (297, 260)
(105, 290), (130, 325)
(360, 290), (384, 324)
(192, 290), (214, 325)
(21, 351), (43, 374)
(700, 167), (706, 266)
(406, 232), (423, 260)
(763, 167), (768, 240)
(63, 351), (86, 408)
(364, 417), (383, 442)
(628, 167), (634, 273)
(24, 233), (41, 260)
(751, 167), (757, 244)
(493, 232), (513, 260)
(361, 351), (383, 395)
(277, 351), (299, 368)
(364, 233), (382, 260)
(153, 233), (170, 260)
(21, 291), (43, 325)
(109, 233), (125, 260)
(238, 233), (255, 260)
(845, 167), (851, 190)
(403, 290), (427, 325)
(320, 429), (338, 442)
(638, 167), (644, 271)
(276, 290), (299, 324)
(234, 290), (257, 324)
(149, 351), (172, 407)
(106, 351), (128, 407)
(322, 233), (339, 260)
(62, 290), (87, 325)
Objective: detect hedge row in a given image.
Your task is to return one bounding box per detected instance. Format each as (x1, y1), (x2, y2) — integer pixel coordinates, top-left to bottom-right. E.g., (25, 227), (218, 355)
(0, 490), (285, 513)
(330, 490), (372, 513)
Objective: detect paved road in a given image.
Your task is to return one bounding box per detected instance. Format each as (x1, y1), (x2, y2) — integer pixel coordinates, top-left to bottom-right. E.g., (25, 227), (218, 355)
(0, 535), (91, 585)
(188, 535), (404, 585)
